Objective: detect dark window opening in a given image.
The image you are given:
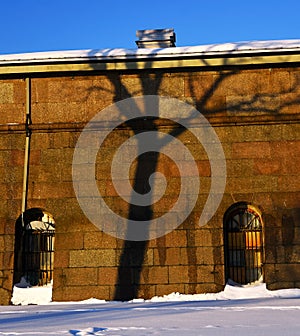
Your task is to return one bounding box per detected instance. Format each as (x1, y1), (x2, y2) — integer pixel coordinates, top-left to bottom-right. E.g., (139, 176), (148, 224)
(14, 208), (55, 286)
(224, 202), (263, 285)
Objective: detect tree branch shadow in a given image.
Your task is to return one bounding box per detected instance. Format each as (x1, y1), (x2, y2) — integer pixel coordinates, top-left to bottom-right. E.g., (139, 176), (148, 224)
(85, 45), (300, 300)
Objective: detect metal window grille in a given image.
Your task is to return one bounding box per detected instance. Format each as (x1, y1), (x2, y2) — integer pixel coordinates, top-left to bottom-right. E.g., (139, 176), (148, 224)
(22, 228), (55, 286)
(224, 204), (263, 285)
(14, 208), (56, 287)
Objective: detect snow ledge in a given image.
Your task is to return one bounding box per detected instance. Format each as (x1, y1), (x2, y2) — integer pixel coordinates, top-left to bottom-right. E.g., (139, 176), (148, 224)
(1, 39), (300, 65)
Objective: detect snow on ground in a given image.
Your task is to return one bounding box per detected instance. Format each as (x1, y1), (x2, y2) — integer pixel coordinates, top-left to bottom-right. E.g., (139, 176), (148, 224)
(11, 277), (300, 306)
(2, 282), (300, 335)
(11, 277), (53, 306)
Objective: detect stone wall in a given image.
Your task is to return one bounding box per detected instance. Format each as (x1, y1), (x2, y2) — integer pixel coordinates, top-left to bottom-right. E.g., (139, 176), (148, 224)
(0, 64), (299, 304)
(0, 78), (26, 304)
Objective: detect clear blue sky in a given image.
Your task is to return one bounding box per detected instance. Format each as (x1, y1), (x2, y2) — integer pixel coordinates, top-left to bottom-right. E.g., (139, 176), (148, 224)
(1, 0), (300, 54)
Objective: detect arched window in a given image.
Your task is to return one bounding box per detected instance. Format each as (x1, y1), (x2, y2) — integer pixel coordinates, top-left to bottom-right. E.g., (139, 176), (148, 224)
(224, 202), (263, 285)
(14, 208), (55, 286)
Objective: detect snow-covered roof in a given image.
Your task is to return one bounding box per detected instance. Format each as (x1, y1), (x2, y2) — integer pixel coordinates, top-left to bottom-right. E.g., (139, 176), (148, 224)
(1, 39), (300, 65)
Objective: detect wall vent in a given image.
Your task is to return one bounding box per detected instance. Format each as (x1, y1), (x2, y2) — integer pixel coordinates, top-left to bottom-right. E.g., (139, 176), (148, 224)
(136, 28), (176, 48)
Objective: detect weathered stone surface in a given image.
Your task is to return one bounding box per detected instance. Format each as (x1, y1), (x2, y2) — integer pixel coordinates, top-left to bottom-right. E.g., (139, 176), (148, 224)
(69, 249), (116, 267)
(0, 61), (299, 305)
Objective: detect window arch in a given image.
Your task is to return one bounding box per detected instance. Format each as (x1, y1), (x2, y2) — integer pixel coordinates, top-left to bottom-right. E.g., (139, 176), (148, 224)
(14, 208), (55, 286)
(224, 202), (264, 285)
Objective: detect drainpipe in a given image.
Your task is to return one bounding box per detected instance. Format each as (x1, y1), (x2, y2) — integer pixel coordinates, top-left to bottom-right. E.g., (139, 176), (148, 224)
(21, 78), (31, 213)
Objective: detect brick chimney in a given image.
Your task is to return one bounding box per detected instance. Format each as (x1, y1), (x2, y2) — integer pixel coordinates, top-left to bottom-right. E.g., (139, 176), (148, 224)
(136, 28), (176, 48)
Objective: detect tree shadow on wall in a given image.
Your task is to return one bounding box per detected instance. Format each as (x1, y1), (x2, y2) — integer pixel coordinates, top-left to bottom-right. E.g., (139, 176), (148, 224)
(85, 44), (300, 301)
(282, 208), (300, 263)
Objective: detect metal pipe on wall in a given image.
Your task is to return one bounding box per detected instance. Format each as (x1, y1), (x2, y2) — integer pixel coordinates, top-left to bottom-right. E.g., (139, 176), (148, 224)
(21, 78), (31, 213)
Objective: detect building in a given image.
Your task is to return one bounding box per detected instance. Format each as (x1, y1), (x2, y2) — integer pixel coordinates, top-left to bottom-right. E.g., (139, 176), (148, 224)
(0, 31), (299, 305)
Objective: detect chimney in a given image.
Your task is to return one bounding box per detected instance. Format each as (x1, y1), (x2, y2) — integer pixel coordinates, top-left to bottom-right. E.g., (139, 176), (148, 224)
(136, 28), (176, 48)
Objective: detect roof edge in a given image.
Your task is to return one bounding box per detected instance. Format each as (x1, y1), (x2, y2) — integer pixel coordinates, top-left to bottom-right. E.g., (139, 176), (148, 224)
(1, 39), (300, 65)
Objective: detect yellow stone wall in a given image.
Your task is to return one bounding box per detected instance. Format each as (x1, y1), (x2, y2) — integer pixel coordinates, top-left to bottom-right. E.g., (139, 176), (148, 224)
(0, 64), (299, 304)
